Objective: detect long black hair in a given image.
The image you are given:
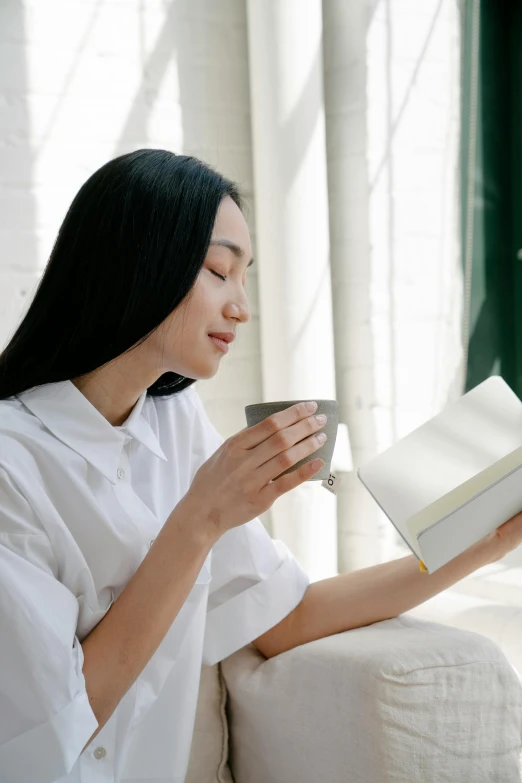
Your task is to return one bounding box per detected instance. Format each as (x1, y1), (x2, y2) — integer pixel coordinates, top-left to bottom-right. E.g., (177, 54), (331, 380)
(0, 149), (242, 399)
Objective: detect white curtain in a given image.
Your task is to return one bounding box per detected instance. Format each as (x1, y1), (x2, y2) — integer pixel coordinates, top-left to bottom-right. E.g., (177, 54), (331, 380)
(238, 0), (463, 575)
(245, 0), (339, 582)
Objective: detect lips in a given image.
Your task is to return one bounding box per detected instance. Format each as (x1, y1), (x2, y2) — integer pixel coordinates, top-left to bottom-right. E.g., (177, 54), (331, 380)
(209, 335), (229, 353)
(208, 333), (235, 344)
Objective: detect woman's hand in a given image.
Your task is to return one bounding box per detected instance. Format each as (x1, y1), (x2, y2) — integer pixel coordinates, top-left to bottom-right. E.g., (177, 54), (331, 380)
(182, 401), (327, 539)
(482, 510), (522, 564)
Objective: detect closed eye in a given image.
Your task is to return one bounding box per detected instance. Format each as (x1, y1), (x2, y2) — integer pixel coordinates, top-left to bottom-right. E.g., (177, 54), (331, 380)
(210, 269), (227, 282)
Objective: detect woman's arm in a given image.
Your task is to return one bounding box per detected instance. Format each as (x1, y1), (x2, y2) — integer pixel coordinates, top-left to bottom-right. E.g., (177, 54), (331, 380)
(253, 514), (522, 659)
(80, 496), (219, 752)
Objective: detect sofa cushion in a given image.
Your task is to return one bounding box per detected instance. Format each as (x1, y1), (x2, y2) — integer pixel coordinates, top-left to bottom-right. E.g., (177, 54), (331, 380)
(221, 617), (522, 783)
(186, 663), (234, 783)
(408, 589), (522, 677)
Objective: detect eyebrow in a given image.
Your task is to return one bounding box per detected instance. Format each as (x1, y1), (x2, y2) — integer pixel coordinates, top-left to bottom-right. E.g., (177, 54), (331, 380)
(210, 239), (255, 267)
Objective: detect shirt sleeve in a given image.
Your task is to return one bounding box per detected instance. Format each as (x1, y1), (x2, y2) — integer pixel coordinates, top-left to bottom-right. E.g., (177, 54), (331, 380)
(187, 387), (310, 666)
(0, 468), (99, 783)
(202, 517), (310, 666)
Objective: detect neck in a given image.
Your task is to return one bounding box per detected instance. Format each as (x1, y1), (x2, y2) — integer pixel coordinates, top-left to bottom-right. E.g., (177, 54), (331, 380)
(71, 363), (155, 426)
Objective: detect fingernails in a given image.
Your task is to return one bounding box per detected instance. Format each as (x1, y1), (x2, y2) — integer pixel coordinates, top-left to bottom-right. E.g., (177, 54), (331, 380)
(307, 401), (318, 412)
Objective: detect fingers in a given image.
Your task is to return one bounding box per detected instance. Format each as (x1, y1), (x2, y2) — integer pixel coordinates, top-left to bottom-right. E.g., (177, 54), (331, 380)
(256, 425), (327, 488)
(230, 400), (327, 498)
(248, 408), (327, 471)
(240, 402), (318, 450)
(260, 456), (325, 505)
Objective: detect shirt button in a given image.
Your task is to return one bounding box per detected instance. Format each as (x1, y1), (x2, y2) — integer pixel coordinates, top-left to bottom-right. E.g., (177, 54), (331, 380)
(117, 468), (125, 480)
(149, 538), (155, 549)
(93, 747), (106, 760)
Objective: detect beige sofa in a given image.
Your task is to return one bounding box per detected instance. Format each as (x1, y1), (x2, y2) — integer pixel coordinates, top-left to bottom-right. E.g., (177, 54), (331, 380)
(186, 565), (522, 783)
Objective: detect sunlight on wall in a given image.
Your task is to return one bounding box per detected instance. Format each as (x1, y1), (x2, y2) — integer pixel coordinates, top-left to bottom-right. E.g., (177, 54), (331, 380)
(366, 0), (462, 558)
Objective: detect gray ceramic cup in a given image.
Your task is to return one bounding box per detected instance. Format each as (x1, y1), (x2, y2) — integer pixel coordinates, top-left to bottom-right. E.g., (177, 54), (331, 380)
(244, 399), (339, 481)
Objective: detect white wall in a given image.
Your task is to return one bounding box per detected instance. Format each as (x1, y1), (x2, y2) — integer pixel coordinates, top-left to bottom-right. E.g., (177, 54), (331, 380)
(0, 0), (263, 434)
(0, 0), (271, 526)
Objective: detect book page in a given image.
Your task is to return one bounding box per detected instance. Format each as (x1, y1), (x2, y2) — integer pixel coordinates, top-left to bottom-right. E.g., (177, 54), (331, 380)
(416, 462), (522, 572)
(407, 445), (522, 540)
(357, 377), (522, 551)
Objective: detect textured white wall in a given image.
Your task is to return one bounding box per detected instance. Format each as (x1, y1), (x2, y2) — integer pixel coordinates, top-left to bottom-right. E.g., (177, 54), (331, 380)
(0, 0), (263, 438)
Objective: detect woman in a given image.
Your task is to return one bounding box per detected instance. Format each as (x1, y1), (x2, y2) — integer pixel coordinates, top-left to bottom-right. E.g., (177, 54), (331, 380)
(0, 148), (520, 783)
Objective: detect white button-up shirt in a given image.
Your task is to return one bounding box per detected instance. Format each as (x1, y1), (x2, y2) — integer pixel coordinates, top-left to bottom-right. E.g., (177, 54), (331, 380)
(0, 380), (309, 783)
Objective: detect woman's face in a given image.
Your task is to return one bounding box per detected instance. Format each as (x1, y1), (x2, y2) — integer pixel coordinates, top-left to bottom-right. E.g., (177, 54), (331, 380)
(151, 195), (253, 380)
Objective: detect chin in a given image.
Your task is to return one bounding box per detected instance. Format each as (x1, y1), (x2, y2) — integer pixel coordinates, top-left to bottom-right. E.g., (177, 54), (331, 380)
(186, 365), (219, 381)
(202, 365), (220, 379)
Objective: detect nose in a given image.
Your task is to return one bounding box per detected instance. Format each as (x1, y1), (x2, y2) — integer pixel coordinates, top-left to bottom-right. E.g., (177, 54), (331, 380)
(227, 296), (250, 324)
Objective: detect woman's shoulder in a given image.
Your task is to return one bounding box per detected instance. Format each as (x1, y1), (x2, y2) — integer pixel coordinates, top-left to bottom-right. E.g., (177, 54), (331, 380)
(0, 402), (51, 536)
(0, 395), (69, 487)
(0, 394), (26, 419)
(0, 395), (43, 449)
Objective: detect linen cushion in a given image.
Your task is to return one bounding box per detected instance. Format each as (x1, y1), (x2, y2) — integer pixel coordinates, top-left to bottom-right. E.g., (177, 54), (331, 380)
(186, 664), (234, 783)
(220, 617), (522, 783)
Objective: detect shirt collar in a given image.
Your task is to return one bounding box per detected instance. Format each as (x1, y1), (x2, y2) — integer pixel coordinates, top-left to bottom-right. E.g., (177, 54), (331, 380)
(17, 380), (167, 485)
(118, 390), (168, 461)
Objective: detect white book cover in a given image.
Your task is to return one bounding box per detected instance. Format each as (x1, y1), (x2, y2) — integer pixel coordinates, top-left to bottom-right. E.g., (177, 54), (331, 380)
(357, 376), (522, 573)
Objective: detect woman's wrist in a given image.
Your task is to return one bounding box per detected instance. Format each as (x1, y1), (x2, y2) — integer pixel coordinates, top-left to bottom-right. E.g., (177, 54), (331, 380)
(464, 530), (503, 569)
(168, 495), (222, 550)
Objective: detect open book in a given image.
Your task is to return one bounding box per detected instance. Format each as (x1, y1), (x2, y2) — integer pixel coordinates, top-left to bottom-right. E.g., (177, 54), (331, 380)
(358, 376), (522, 573)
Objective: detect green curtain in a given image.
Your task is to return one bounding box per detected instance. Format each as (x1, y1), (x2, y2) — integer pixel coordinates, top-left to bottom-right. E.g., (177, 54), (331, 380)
(461, 0), (522, 396)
